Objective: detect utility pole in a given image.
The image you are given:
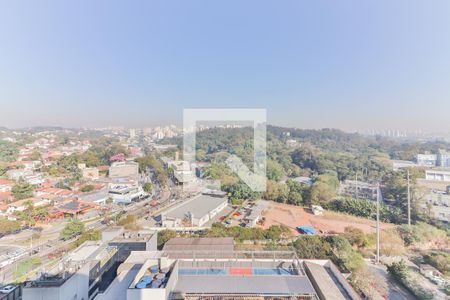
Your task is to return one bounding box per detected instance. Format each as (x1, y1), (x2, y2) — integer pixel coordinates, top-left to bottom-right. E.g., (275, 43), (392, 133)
(407, 169), (411, 226)
(376, 183), (381, 264)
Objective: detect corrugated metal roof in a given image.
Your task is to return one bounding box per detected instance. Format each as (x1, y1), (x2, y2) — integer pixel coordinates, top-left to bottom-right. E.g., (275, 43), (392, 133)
(162, 194), (228, 220)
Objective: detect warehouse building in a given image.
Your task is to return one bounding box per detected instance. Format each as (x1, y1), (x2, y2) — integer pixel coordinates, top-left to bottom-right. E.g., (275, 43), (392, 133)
(160, 192), (228, 228)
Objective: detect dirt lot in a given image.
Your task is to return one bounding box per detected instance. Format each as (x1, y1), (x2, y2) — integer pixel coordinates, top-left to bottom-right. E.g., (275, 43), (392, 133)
(259, 201), (394, 236)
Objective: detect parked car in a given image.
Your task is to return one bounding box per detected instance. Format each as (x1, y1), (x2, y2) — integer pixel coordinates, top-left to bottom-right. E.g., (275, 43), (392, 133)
(0, 285), (15, 294)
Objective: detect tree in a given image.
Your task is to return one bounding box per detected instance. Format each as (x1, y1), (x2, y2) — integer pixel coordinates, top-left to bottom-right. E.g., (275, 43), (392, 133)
(12, 181), (34, 200)
(293, 236), (332, 259)
(60, 219), (85, 240)
(262, 181), (288, 203)
(342, 226), (368, 248)
(0, 218), (21, 235)
(72, 229), (101, 248)
(143, 182), (153, 193)
(157, 229), (177, 250)
(0, 141), (18, 162)
(80, 185), (95, 193)
(29, 150), (42, 161)
(387, 259), (409, 281)
(266, 159), (285, 181)
(33, 207), (50, 220)
(286, 179), (309, 206)
(0, 164), (7, 176)
(310, 174), (339, 205)
(119, 214), (140, 230)
(328, 236), (364, 272)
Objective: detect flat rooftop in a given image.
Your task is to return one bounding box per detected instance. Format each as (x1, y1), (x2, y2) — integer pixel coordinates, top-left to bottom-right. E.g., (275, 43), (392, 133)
(70, 243), (102, 262)
(173, 275), (317, 296)
(163, 237), (234, 252)
(162, 194), (227, 220)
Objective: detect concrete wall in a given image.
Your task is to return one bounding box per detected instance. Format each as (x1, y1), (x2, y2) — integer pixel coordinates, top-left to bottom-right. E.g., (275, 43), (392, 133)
(23, 264), (90, 300)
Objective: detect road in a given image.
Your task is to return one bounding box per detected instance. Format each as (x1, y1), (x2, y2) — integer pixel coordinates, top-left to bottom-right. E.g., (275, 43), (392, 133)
(366, 263), (418, 300)
(0, 182), (175, 285)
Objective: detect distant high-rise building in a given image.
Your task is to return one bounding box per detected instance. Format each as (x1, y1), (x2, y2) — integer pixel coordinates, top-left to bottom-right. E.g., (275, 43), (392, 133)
(129, 129), (136, 139)
(437, 149), (450, 168)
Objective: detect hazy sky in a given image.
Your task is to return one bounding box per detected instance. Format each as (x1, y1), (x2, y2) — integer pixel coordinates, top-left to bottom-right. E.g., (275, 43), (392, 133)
(1, 1), (450, 131)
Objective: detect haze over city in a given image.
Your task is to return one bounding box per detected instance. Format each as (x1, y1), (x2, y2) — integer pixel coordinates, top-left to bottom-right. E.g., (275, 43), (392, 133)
(1, 1), (450, 131)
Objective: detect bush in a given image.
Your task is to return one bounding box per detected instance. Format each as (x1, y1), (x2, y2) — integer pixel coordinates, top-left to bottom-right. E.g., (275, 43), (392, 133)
(387, 259), (409, 281)
(327, 197), (403, 224)
(80, 185), (95, 192)
(424, 252), (450, 276)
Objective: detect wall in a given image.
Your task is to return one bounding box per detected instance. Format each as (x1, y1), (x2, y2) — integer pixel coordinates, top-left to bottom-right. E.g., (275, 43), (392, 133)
(23, 264), (90, 300)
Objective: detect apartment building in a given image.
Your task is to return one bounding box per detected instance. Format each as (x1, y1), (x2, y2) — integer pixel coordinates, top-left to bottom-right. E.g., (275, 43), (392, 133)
(22, 230), (157, 300)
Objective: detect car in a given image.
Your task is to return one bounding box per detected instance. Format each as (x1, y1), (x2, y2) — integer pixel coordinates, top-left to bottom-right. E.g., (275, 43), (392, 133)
(0, 285), (15, 293)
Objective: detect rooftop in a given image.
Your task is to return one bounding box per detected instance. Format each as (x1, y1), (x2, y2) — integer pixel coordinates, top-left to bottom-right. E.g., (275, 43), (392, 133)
(163, 237), (234, 252)
(162, 194), (227, 220)
(173, 275), (316, 296)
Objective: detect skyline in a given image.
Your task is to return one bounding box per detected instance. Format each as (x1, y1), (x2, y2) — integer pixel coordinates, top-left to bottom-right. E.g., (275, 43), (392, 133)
(1, 1), (450, 131)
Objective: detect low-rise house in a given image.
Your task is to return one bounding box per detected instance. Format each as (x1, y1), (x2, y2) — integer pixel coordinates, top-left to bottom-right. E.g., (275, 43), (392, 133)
(425, 169), (450, 182)
(290, 176), (313, 185)
(79, 190), (110, 206)
(6, 169), (32, 181)
(23, 173), (45, 185)
(6, 197), (51, 214)
(35, 187), (75, 198)
(0, 192), (13, 203)
(56, 199), (97, 217)
(0, 179), (14, 192)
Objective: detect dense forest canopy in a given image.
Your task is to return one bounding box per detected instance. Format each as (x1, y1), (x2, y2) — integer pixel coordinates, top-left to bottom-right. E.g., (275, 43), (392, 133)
(161, 126), (450, 225)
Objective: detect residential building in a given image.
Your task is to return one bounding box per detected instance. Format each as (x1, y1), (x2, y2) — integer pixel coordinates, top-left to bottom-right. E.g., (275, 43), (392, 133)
(425, 169), (450, 182)
(290, 176), (313, 186)
(437, 149), (450, 168)
(108, 185), (147, 205)
(0, 180), (14, 193)
(5, 169), (31, 181)
(167, 160), (194, 185)
(23, 231), (157, 300)
(392, 160), (417, 171)
(23, 241), (119, 300)
(243, 200), (269, 227)
(423, 188), (450, 223)
(56, 199), (97, 217)
(416, 154), (437, 167)
(339, 180), (378, 201)
(160, 192), (228, 228)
